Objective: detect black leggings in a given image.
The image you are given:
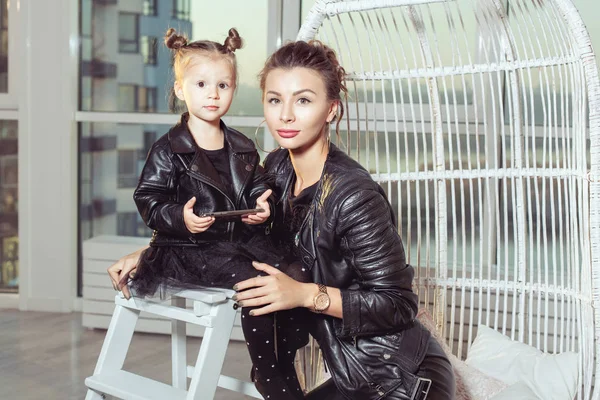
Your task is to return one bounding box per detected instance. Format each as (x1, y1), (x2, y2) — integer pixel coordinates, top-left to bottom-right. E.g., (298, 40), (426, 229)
(240, 261), (312, 400)
(305, 335), (455, 400)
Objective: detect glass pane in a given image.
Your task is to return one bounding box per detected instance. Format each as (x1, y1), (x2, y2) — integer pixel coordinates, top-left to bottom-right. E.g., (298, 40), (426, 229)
(0, 0), (8, 92)
(143, 0), (157, 16)
(0, 120), (18, 292)
(79, 122), (259, 242)
(80, 0), (268, 115)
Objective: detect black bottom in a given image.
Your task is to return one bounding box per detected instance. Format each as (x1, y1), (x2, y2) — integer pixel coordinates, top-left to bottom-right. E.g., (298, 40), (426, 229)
(305, 336), (455, 400)
(129, 235), (283, 298)
(241, 260), (312, 400)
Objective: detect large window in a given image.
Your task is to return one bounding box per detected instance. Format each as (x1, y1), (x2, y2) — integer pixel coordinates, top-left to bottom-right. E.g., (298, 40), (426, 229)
(119, 12), (140, 53)
(0, 120), (17, 292)
(77, 0), (600, 293)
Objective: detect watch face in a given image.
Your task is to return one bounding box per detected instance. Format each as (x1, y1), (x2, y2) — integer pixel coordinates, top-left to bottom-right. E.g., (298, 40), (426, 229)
(314, 292), (330, 311)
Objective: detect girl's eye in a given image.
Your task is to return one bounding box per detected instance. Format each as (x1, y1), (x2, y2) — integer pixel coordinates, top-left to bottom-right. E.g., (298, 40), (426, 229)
(267, 98), (280, 104)
(218, 83), (229, 89)
(197, 81), (205, 88)
(298, 98), (311, 105)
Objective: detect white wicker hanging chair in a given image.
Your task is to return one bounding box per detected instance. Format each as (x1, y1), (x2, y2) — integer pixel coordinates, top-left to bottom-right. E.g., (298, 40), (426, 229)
(293, 0), (600, 398)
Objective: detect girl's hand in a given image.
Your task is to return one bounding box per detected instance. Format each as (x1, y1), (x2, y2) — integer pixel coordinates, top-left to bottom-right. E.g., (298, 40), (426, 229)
(232, 261), (315, 316)
(183, 196), (215, 233)
(107, 246), (147, 300)
(242, 189), (272, 225)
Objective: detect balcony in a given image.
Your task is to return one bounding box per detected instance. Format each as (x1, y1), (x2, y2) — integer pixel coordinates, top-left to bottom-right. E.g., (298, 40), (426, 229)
(81, 59), (117, 79)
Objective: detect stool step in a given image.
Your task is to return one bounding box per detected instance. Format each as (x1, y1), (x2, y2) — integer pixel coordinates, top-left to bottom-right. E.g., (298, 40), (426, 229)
(85, 370), (187, 400)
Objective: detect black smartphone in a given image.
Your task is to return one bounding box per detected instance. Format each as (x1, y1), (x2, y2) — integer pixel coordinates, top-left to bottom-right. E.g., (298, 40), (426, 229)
(200, 208), (265, 218)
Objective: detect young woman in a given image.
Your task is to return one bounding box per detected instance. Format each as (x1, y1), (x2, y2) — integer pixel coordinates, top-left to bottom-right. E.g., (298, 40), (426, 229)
(233, 40), (455, 399)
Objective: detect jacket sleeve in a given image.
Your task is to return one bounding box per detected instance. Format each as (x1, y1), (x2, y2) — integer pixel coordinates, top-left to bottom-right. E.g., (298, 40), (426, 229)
(248, 153), (276, 222)
(133, 144), (189, 238)
(333, 188), (418, 338)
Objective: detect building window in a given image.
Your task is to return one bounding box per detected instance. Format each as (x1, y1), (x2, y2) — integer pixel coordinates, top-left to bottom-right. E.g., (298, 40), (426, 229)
(142, 0), (157, 16)
(118, 149), (141, 188)
(118, 85), (157, 113)
(118, 84), (136, 112)
(138, 87), (157, 113)
(141, 36), (158, 65)
(172, 0), (191, 20)
(118, 12), (139, 53)
(0, 119), (18, 292)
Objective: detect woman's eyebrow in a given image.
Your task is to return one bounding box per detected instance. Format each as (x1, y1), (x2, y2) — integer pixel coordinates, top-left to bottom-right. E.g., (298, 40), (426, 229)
(293, 89), (317, 96)
(266, 89), (317, 96)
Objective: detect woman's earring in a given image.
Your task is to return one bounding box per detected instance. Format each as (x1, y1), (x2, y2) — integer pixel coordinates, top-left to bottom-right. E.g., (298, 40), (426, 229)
(254, 119), (279, 153)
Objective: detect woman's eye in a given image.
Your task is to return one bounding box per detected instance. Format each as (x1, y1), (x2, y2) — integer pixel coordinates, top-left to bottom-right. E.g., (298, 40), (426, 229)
(218, 83), (229, 89)
(268, 98), (280, 104)
(298, 98), (311, 105)
(197, 81), (205, 88)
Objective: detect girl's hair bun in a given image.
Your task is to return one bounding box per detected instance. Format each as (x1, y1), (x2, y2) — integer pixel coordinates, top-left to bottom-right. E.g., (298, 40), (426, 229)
(164, 28), (188, 50)
(223, 28), (243, 53)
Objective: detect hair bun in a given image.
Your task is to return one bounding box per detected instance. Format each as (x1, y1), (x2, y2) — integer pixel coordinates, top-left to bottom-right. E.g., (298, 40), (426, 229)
(224, 28), (243, 53)
(164, 28), (188, 50)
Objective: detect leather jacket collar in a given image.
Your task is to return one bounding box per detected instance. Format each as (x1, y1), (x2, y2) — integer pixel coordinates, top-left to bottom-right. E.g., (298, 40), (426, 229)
(168, 113), (256, 154)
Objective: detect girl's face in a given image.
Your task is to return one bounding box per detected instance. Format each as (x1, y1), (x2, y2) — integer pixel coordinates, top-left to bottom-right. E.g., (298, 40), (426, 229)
(174, 54), (235, 124)
(262, 67), (337, 152)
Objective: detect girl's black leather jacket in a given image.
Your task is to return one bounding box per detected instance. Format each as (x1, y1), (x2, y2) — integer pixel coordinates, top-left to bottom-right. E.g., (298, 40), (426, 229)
(265, 145), (431, 400)
(133, 114), (271, 246)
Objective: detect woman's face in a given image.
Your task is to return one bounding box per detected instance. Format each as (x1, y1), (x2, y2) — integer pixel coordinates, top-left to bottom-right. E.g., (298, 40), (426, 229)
(262, 67), (337, 152)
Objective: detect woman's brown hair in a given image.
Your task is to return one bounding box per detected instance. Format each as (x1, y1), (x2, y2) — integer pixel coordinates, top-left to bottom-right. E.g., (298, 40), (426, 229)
(258, 40), (347, 137)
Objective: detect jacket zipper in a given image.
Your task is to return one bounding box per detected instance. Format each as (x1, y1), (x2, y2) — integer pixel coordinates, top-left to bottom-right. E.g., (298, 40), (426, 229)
(234, 153), (255, 208)
(187, 169), (237, 241)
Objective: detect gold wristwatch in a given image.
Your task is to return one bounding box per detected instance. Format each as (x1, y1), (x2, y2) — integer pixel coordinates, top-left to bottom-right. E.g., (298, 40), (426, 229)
(313, 283), (330, 313)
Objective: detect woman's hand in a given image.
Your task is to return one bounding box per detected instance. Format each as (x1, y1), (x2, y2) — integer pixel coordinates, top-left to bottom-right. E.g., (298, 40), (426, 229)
(184, 196), (215, 233)
(107, 246), (147, 299)
(242, 189), (272, 225)
(233, 261), (315, 316)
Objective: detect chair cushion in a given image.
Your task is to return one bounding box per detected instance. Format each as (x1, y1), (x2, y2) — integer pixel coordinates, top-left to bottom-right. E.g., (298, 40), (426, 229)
(465, 325), (578, 400)
(490, 381), (541, 399)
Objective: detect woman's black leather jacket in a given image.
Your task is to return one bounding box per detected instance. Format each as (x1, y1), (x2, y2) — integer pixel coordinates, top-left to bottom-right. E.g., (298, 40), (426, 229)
(265, 145), (431, 400)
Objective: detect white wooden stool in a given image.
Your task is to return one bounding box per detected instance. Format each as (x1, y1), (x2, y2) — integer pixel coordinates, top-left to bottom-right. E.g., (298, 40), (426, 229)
(84, 287), (261, 400)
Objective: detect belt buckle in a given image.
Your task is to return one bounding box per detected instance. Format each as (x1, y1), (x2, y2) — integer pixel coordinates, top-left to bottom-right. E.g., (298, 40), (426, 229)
(411, 377), (432, 400)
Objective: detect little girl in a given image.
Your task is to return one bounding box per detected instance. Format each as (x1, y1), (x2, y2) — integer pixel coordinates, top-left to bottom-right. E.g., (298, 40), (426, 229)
(130, 28), (309, 399)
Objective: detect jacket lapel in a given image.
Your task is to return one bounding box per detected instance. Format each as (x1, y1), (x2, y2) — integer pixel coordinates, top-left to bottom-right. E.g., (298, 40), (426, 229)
(186, 151), (227, 194)
(169, 113), (228, 194)
(223, 122), (257, 205)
